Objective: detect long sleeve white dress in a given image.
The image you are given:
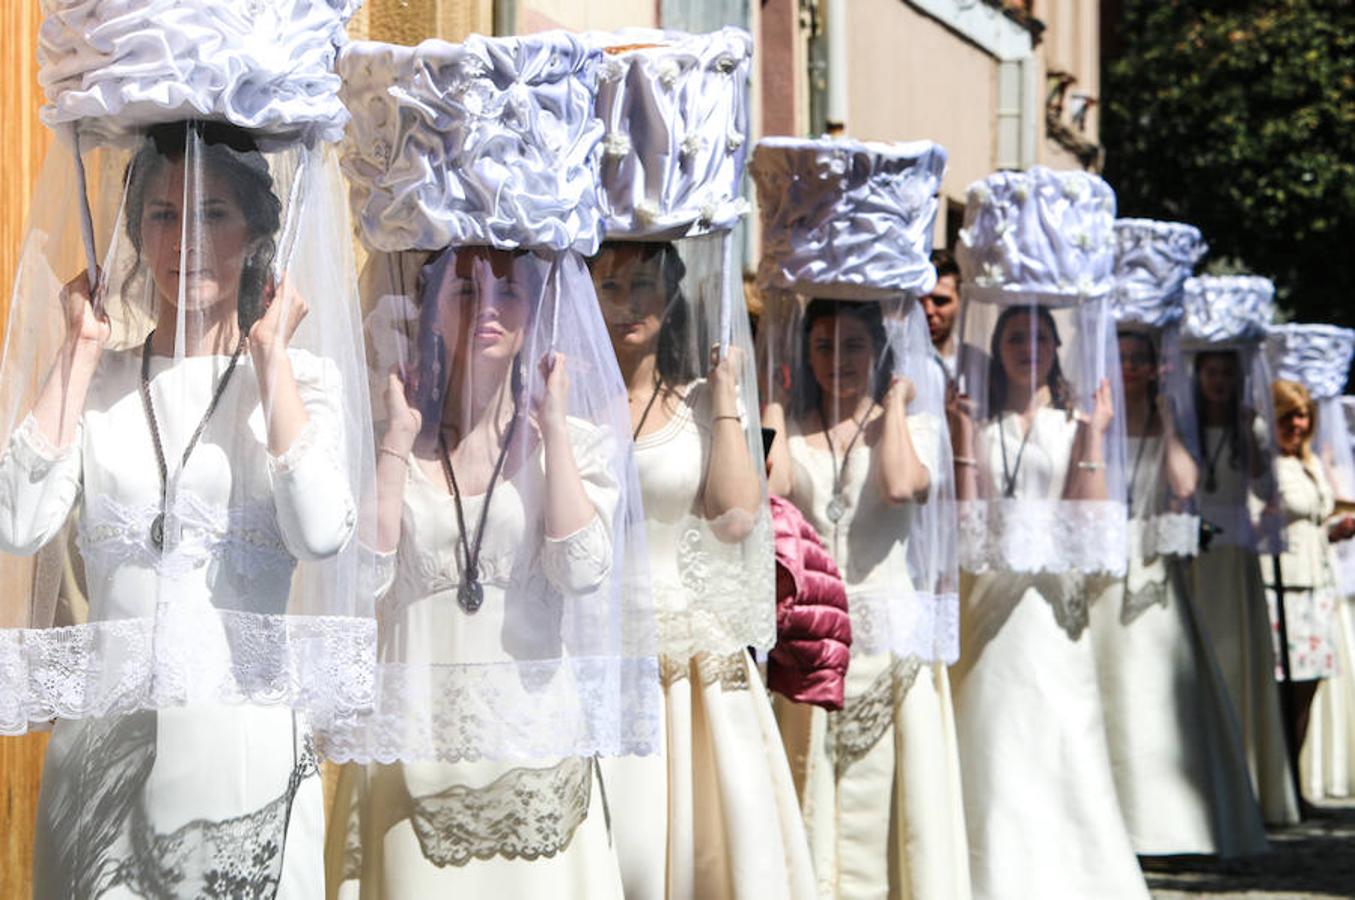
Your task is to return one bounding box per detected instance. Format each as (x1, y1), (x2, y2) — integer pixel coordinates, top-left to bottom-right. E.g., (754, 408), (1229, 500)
(0, 346), (356, 899)
(325, 418), (626, 900)
(951, 407), (1149, 900)
(776, 410), (971, 900)
(1192, 424), (1301, 824)
(601, 380), (813, 900)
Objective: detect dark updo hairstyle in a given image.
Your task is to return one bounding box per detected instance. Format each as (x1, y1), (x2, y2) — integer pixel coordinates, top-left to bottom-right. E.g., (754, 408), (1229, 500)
(1192, 349), (1244, 469)
(410, 246), (542, 447)
(589, 240), (697, 387)
(793, 298), (894, 418)
(987, 304), (1071, 416)
(124, 120), (282, 328)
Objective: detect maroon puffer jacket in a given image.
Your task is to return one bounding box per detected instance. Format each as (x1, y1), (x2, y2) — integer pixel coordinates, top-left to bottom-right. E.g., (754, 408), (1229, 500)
(766, 495), (852, 711)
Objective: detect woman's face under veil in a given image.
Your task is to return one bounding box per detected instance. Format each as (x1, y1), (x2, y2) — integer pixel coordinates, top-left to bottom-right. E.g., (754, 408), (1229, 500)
(592, 244), (668, 355)
(137, 160), (254, 316)
(429, 247), (531, 377)
(995, 308), (1058, 393)
(808, 313), (878, 404)
(1195, 352), (1240, 411)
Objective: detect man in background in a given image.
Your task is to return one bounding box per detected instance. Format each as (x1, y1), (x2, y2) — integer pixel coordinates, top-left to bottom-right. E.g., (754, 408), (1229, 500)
(922, 249), (961, 380)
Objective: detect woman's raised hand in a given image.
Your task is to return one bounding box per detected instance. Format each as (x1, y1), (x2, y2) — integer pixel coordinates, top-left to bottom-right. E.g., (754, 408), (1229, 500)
(1090, 378), (1115, 435)
(250, 275), (309, 360)
(536, 352), (570, 432)
(382, 368), (422, 457)
(59, 270), (110, 353)
(886, 374), (917, 408)
(709, 343), (743, 415)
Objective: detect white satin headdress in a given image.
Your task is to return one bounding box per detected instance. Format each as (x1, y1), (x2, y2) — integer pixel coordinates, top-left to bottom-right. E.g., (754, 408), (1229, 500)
(589, 27), (751, 240)
(1111, 218), (1206, 330)
(1267, 323), (1355, 401)
(957, 166), (1117, 306)
(39, 0), (358, 148)
(751, 136), (947, 300)
(1181, 275), (1274, 347)
(338, 32), (604, 255)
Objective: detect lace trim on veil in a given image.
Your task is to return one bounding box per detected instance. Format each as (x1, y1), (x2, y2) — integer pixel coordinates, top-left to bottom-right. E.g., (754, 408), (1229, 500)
(958, 498), (1127, 576)
(0, 610), (375, 734)
(847, 590), (959, 664)
(315, 656), (661, 764)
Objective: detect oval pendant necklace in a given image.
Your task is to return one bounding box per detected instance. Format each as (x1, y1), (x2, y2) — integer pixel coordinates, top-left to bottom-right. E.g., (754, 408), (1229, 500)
(139, 331), (246, 552)
(439, 413), (519, 614)
(820, 399), (875, 525)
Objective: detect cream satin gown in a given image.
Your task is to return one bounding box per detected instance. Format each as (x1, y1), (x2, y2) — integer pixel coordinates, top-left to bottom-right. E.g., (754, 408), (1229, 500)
(602, 382), (814, 900)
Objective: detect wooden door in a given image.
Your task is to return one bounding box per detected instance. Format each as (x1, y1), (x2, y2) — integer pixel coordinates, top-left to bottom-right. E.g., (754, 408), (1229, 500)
(0, 5), (54, 898)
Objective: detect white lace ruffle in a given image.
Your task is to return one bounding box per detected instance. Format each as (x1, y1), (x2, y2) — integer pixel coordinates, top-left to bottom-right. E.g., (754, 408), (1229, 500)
(958, 498), (1128, 577)
(6, 414), (77, 471)
(0, 608), (374, 735)
(39, 0), (355, 147)
(315, 656), (661, 764)
(847, 589), (960, 665)
(654, 511), (776, 661)
(1137, 511), (1199, 559)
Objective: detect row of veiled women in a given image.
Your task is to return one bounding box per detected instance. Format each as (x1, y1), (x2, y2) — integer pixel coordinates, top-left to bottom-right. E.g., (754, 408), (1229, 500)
(3, 6), (1353, 900)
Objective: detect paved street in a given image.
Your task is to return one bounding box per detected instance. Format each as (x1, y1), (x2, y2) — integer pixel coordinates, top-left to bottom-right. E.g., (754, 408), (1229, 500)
(1145, 801), (1355, 899)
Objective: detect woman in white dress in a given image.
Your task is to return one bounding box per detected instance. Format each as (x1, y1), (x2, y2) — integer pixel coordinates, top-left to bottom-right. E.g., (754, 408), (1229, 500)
(585, 32), (811, 899)
(1088, 219), (1267, 857)
(1268, 324), (1355, 801)
(1264, 379), (1355, 769)
(754, 137), (969, 900)
(322, 33), (657, 899)
(949, 168), (1149, 900)
(0, 117), (364, 898)
(590, 239), (813, 900)
(327, 246), (625, 898)
(1182, 275), (1300, 824)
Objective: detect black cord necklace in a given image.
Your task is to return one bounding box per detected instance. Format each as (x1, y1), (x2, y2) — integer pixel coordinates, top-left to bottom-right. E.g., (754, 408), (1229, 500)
(139, 331), (246, 551)
(438, 410), (520, 614)
(998, 410), (1035, 499)
(631, 370), (663, 441)
(820, 398), (876, 524)
(1202, 425), (1232, 494)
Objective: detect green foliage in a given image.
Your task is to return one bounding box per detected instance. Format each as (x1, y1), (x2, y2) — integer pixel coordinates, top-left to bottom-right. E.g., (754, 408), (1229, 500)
(1103, 0), (1355, 323)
